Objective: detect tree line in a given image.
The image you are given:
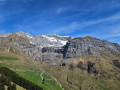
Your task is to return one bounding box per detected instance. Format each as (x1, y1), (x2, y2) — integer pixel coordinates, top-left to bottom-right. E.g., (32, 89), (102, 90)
(0, 73), (17, 90)
(0, 67), (43, 90)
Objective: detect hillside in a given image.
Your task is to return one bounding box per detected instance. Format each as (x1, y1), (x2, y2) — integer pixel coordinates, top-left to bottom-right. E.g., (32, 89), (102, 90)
(0, 32), (120, 90)
(0, 46), (62, 90)
(0, 67), (43, 90)
(44, 54), (120, 90)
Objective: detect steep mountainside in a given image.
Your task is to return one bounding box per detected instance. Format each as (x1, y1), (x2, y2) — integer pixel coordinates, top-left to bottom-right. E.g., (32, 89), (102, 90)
(0, 31), (71, 65)
(43, 37), (120, 90)
(0, 45), (63, 90)
(0, 32), (120, 64)
(0, 31), (120, 90)
(63, 36), (120, 59)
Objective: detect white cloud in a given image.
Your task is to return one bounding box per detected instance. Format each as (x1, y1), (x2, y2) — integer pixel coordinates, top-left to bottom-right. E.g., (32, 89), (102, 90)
(100, 26), (120, 39)
(53, 13), (120, 34)
(56, 7), (69, 14)
(53, 22), (79, 34)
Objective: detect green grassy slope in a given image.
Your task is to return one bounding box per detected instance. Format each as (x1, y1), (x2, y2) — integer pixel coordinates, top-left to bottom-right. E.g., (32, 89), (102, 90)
(0, 46), (62, 90)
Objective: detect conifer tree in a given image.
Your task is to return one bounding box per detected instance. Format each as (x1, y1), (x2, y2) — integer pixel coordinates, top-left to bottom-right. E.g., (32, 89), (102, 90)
(12, 83), (17, 90)
(0, 84), (5, 90)
(8, 84), (12, 90)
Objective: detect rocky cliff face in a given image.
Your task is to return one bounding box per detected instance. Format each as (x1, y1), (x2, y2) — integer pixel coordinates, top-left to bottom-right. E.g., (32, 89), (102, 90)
(42, 47), (63, 53)
(0, 32), (71, 64)
(0, 32), (120, 65)
(63, 36), (120, 59)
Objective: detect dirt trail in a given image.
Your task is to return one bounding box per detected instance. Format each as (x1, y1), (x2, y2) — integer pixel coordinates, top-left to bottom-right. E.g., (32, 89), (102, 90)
(40, 70), (45, 81)
(40, 66), (64, 90)
(22, 57), (64, 90)
(41, 69), (64, 90)
(49, 74), (64, 90)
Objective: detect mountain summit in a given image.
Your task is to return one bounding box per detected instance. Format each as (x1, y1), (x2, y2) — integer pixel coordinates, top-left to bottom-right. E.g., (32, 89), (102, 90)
(0, 31), (72, 47)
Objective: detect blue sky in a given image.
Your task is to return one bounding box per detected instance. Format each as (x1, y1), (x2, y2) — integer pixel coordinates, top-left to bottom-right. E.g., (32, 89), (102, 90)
(0, 0), (120, 44)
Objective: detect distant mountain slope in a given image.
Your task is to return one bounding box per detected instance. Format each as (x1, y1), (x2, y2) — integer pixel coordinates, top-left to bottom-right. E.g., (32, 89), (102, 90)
(0, 31), (71, 65)
(0, 31), (72, 47)
(0, 31), (120, 90)
(0, 31), (120, 65)
(63, 36), (120, 59)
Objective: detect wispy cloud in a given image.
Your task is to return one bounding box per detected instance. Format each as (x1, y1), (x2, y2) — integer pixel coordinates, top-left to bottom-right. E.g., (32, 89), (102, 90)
(72, 23), (120, 44)
(100, 25), (120, 39)
(53, 13), (120, 34)
(0, 0), (7, 5)
(56, 7), (68, 14)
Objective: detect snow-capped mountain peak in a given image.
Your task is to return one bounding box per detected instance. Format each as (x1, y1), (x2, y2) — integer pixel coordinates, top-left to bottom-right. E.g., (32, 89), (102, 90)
(0, 31), (72, 47)
(41, 34), (58, 42)
(31, 34), (71, 47)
